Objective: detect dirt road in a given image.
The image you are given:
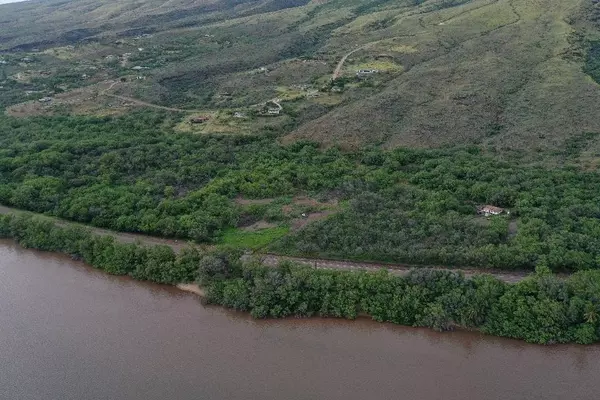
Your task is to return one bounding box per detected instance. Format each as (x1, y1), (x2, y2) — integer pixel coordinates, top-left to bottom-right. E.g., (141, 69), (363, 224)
(0, 204), (533, 283)
(332, 45), (373, 80)
(0, 205), (191, 252)
(260, 254), (530, 283)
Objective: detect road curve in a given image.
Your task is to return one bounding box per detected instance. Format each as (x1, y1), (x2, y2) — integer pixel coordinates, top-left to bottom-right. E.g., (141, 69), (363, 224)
(332, 45), (370, 80)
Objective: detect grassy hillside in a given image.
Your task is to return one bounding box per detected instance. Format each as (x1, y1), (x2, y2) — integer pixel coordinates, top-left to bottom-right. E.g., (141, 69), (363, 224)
(286, 0), (600, 155)
(1, 0), (600, 160)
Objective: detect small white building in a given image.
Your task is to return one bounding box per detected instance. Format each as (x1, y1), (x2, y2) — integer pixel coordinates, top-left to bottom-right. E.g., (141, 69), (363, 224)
(356, 69), (378, 77)
(478, 205), (505, 217)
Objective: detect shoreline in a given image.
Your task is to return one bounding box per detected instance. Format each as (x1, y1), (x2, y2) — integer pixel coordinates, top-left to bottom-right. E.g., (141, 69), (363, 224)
(0, 231), (597, 346)
(176, 283), (206, 297)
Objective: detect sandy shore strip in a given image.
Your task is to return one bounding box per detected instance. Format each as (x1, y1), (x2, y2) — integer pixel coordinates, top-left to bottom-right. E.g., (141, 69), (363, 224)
(176, 283), (205, 297)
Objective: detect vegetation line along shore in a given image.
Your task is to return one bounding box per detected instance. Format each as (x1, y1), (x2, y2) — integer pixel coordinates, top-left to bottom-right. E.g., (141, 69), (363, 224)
(0, 204), (539, 283)
(2, 213), (599, 345)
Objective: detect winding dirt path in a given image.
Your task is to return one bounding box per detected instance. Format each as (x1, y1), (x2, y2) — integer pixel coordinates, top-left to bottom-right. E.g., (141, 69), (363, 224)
(270, 98), (283, 111)
(0, 204), (536, 283)
(332, 44), (374, 80)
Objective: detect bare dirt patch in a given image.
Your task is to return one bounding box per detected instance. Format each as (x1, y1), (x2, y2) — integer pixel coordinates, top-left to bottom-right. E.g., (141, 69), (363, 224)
(176, 284), (205, 296)
(234, 197), (275, 206)
(241, 221), (277, 232)
(284, 196), (339, 230)
(293, 196), (339, 207)
(6, 80), (133, 117)
(291, 210), (336, 231)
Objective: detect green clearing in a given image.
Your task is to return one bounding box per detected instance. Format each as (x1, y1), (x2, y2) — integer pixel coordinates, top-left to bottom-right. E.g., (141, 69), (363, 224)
(219, 226), (290, 249)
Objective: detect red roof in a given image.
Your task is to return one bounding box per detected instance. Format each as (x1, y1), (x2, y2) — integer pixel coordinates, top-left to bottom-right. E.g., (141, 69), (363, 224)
(480, 205), (504, 213)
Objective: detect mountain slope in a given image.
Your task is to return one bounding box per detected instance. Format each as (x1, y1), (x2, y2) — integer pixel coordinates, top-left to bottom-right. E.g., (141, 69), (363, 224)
(285, 0), (600, 154)
(1, 0), (600, 160)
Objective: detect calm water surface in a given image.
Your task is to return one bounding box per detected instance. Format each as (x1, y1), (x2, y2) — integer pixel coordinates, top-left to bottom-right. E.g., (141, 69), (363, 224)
(1, 239), (599, 400)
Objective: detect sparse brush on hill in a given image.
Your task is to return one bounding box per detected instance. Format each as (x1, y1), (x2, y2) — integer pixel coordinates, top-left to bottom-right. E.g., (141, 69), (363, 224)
(2, 0), (600, 158)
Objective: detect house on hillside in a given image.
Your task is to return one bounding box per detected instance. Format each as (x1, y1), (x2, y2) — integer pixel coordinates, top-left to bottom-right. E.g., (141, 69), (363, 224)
(478, 205), (506, 217)
(356, 69), (378, 77)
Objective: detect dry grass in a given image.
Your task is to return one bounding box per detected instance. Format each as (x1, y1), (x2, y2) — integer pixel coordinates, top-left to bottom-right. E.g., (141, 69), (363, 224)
(2, 0), (600, 162)
(284, 0), (600, 161)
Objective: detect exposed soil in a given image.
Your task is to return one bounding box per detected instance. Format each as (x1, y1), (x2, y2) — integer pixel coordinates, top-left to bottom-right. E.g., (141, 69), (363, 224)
(292, 196), (338, 207)
(176, 283), (205, 296)
(291, 210), (335, 231)
(234, 197), (275, 205)
(241, 221), (277, 232)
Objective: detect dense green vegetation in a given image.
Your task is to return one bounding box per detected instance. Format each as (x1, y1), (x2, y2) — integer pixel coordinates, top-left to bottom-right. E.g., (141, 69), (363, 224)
(2, 112), (600, 271)
(2, 212), (599, 345)
(273, 150), (600, 271)
(0, 213), (200, 284)
(203, 259), (600, 344)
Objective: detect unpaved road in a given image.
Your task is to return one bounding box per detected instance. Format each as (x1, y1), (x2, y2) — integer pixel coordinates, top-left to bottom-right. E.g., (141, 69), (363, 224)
(332, 44), (373, 80)
(260, 254), (531, 283)
(0, 205), (534, 283)
(0, 205), (191, 252)
(270, 98), (283, 111)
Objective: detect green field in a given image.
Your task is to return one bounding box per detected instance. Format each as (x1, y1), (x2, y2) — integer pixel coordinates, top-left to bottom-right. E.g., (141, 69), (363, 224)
(219, 226), (290, 249)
